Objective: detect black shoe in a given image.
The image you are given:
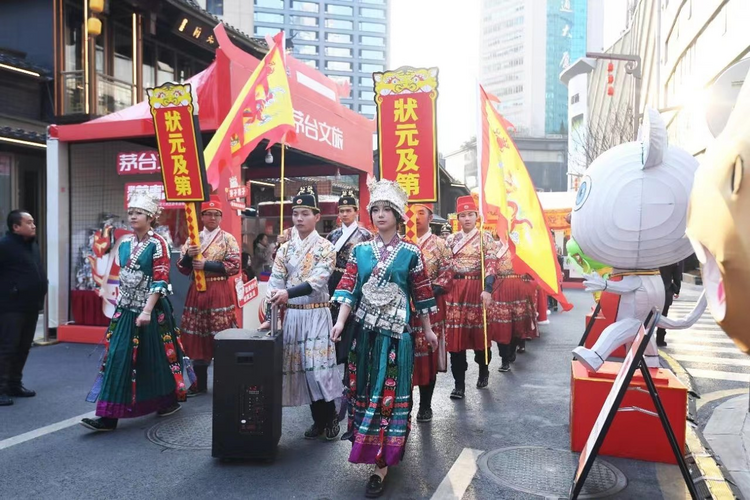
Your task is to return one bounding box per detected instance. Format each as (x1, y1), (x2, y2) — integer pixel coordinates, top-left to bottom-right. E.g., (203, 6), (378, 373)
(340, 429), (355, 441)
(304, 423), (323, 439)
(324, 419), (340, 441)
(9, 385), (35, 398)
(0, 394), (13, 406)
(498, 361), (511, 372)
(517, 346), (526, 354)
(365, 474), (386, 498)
(657, 338), (667, 347)
(416, 408), (433, 422)
(509, 351), (517, 363)
(187, 386), (207, 398)
(476, 375), (489, 389)
(450, 386), (465, 399)
(80, 417), (117, 432)
(157, 403), (181, 417)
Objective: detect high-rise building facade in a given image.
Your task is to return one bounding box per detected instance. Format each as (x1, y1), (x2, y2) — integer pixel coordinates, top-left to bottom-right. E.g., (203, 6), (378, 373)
(480, 0), (587, 137)
(251, 0), (390, 117)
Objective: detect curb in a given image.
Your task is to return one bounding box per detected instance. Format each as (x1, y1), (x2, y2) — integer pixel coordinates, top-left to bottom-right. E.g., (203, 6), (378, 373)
(660, 349), (741, 499)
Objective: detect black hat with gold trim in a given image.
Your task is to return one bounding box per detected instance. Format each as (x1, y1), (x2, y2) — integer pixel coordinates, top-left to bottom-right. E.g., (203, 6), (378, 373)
(440, 223), (452, 235)
(292, 185), (319, 213)
(338, 188), (358, 209)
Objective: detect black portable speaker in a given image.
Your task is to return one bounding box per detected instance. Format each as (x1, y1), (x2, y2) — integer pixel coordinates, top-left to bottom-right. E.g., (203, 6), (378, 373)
(211, 315), (283, 460)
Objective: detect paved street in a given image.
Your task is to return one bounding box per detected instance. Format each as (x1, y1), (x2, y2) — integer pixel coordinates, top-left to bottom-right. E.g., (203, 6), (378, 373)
(1, 289), (694, 499)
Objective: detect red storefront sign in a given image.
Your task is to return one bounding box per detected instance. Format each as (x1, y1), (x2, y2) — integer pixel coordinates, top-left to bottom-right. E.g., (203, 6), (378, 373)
(147, 83), (209, 202)
(117, 151), (161, 175)
(375, 67), (439, 203)
(124, 182), (184, 210)
(236, 277), (259, 308)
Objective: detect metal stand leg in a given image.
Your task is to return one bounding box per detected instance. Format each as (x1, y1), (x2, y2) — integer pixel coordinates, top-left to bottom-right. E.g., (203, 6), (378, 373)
(34, 295), (58, 347)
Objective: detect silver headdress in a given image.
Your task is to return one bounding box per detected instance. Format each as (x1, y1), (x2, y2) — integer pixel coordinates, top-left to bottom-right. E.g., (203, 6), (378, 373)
(127, 188), (161, 217)
(366, 178), (408, 219)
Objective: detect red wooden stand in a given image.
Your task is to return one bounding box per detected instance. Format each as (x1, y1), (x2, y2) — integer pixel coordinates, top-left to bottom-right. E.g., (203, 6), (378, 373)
(570, 360), (687, 464)
(57, 325), (107, 344)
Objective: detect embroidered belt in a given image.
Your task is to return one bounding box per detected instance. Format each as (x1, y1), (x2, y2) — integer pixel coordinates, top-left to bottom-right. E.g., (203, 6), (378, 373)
(499, 274), (524, 279)
(286, 303), (330, 310)
(334, 267), (347, 273)
(206, 276), (227, 282)
(455, 273), (481, 280)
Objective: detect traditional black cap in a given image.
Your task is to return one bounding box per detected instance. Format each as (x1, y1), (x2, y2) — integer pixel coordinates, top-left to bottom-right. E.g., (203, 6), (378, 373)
(440, 223), (452, 235)
(292, 185), (319, 213)
(338, 188), (358, 208)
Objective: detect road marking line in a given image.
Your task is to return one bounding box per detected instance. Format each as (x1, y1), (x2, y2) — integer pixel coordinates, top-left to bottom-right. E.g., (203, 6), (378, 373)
(696, 389), (748, 410)
(672, 354), (750, 368)
(674, 336), (735, 344)
(431, 448), (483, 500)
(665, 344), (744, 354)
(687, 368), (750, 383)
(0, 411), (95, 451)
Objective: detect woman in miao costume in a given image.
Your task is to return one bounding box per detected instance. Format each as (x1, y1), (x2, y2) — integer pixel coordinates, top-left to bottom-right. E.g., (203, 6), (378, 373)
(331, 179), (438, 498)
(81, 189), (188, 432)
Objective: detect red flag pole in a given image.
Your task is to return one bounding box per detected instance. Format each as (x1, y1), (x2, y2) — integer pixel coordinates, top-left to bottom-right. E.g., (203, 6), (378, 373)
(480, 224), (489, 365)
(279, 143), (286, 235)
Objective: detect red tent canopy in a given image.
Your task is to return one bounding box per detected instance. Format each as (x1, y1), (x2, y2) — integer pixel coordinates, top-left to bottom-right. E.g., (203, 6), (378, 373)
(49, 25), (375, 174)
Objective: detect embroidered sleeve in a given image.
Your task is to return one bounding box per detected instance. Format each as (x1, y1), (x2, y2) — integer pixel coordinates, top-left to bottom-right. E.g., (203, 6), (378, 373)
(332, 245), (360, 307)
(220, 233), (241, 277)
(496, 250), (514, 275)
(176, 240), (193, 276)
(149, 236), (172, 296)
(408, 250), (437, 316)
(433, 238), (454, 292)
(306, 241), (335, 293)
(482, 232), (499, 277)
(266, 244), (289, 299)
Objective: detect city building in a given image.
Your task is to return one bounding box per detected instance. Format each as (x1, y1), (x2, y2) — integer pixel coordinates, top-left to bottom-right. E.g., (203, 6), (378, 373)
(247, 0), (390, 117)
(480, 0), (587, 137)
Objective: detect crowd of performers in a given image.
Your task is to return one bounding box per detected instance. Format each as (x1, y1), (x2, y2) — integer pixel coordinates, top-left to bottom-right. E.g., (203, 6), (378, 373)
(80, 180), (547, 499)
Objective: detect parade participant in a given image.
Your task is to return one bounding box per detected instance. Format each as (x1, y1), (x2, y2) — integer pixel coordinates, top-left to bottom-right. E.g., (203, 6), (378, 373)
(332, 179), (437, 498)
(411, 203), (452, 422)
(327, 188), (372, 362)
(264, 186), (342, 440)
(444, 196), (498, 397)
(488, 242), (537, 372)
(81, 189), (188, 432)
(440, 223), (452, 240)
(177, 197), (240, 396)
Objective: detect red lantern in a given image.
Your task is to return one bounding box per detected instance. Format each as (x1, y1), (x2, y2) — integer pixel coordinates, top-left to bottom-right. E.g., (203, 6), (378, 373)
(607, 86), (615, 96)
(607, 62), (614, 72)
(607, 74), (614, 84)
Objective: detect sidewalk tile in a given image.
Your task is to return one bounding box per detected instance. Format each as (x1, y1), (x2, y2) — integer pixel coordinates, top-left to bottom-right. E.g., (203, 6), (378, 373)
(706, 434), (750, 472)
(704, 407), (747, 436)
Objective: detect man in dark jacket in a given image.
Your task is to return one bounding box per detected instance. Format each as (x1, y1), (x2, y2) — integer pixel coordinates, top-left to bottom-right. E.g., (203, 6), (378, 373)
(0, 210), (48, 406)
(657, 261), (683, 347)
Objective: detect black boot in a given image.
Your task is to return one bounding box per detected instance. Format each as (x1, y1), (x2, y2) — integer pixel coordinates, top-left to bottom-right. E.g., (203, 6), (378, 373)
(188, 364), (209, 397)
(417, 380), (435, 422)
(497, 343), (512, 372)
(656, 329), (667, 347)
(450, 352), (467, 399)
(476, 365), (490, 389)
(322, 401), (340, 440)
(80, 417), (118, 432)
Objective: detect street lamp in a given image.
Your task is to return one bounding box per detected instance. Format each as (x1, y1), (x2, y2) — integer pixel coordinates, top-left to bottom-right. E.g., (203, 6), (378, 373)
(586, 52), (642, 140)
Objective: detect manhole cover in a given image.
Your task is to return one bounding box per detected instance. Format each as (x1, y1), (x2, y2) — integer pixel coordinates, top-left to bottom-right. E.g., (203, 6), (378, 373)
(146, 411), (212, 450)
(478, 446), (627, 499)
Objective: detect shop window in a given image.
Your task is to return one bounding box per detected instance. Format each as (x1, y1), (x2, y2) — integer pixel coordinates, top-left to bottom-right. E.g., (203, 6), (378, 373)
(327, 32), (352, 43)
(359, 22), (386, 33)
(326, 4), (353, 16)
(142, 42), (156, 98)
(255, 12), (284, 23)
(255, 26), (280, 37)
(177, 56), (194, 82)
(255, 0), (283, 8)
(207, 0), (224, 16)
(157, 48), (175, 85)
(360, 7), (385, 19)
(360, 63), (383, 73)
(360, 49), (385, 60)
(325, 19), (353, 30)
(296, 44), (319, 56)
(327, 60), (352, 71)
(325, 46), (352, 57)
(360, 35), (385, 46)
(113, 22), (133, 84)
(291, 16), (318, 27)
(292, 1), (319, 12)
(295, 30), (319, 41)
(63, 4), (84, 72)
